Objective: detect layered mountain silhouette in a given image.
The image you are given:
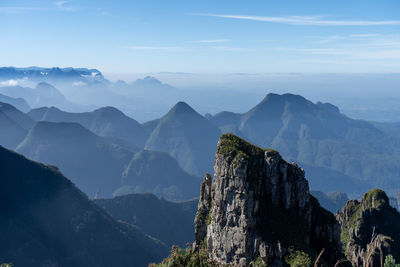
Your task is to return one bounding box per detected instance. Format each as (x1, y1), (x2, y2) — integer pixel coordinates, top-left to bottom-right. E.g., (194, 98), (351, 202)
(207, 93), (400, 195)
(115, 150), (201, 201)
(0, 102), (34, 130)
(0, 82), (79, 110)
(16, 121), (134, 197)
(95, 193), (198, 248)
(0, 93), (30, 112)
(0, 67), (105, 83)
(0, 146), (167, 267)
(145, 101), (221, 176)
(29, 106), (148, 148)
(0, 102), (34, 149)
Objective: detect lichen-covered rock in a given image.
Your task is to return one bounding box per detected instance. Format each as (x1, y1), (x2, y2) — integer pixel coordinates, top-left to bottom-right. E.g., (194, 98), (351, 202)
(337, 189), (400, 267)
(193, 133), (342, 266)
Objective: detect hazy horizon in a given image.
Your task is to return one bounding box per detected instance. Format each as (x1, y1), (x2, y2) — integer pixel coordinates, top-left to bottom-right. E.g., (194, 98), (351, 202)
(1, 0), (399, 73)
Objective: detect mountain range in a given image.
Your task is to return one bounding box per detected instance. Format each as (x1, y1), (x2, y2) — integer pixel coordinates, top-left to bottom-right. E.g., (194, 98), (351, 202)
(2, 80), (400, 198)
(0, 67), (105, 83)
(0, 82), (81, 111)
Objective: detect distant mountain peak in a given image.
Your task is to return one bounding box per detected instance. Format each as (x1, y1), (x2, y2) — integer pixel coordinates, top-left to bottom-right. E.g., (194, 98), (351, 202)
(94, 106), (123, 114)
(133, 76), (163, 86)
(168, 101), (197, 115)
(36, 81), (56, 88)
(261, 92), (307, 103)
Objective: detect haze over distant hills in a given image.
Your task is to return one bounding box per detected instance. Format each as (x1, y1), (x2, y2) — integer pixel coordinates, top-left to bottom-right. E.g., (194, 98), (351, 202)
(28, 106), (148, 148)
(2, 67), (399, 122)
(2, 70), (400, 197)
(0, 82), (81, 111)
(0, 97), (204, 200)
(0, 93), (30, 112)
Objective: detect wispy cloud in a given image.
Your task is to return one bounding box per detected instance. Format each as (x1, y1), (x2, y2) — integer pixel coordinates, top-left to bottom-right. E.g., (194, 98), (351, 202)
(194, 13), (400, 26)
(99, 11), (112, 16)
(191, 39), (230, 43)
(0, 1), (73, 13)
(0, 80), (19, 87)
(0, 6), (47, 13)
(125, 46), (181, 51)
(311, 33), (400, 48)
(276, 47), (400, 59)
(55, 1), (73, 11)
(0, 78), (30, 87)
(55, 1), (68, 7)
(210, 46), (243, 51)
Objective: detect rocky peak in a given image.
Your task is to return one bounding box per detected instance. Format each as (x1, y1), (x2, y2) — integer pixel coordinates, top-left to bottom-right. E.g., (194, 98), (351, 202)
(193, 133), (342, 266)
(337, 188), (400, 267)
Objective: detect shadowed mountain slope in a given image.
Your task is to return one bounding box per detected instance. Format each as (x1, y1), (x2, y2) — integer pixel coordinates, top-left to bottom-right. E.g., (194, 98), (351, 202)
(0, 102), (34, 149)
(95, 193), (198, 248)
(0, 146), (167, 267)
(0, 102), (34, 130)
(115, 150), (201, 201)
(16, 121), (134, 197)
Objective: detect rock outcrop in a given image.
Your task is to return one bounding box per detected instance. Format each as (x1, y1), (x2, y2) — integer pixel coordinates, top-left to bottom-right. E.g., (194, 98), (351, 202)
(193, 133), (342, 266)
(337, 189), (400, 267)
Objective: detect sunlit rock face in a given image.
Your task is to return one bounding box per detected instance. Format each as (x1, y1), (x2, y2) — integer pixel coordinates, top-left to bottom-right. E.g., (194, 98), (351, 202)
(194, 133), (342, 266)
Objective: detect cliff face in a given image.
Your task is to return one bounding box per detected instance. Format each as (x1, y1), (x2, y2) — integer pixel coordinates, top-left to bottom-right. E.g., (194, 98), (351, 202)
(193, 134), (342, 266)
(337, 189), (400, 267)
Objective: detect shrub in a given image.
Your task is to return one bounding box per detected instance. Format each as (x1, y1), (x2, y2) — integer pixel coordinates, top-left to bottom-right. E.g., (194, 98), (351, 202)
(384, 255), (400, 267)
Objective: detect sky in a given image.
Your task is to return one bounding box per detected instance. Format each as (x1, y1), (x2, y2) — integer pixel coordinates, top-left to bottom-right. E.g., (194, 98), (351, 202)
(0, 0), (399, 74)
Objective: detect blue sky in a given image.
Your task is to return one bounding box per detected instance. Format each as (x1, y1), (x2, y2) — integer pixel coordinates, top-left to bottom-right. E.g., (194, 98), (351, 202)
(1, 0), (399, 73)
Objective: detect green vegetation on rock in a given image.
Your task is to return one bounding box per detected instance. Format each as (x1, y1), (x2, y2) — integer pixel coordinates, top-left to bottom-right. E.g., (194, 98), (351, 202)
(385, 255), (400, 267)
(284, 250), (313, 267)
(152, 246), (218, 267)
(217, 133), (276, 159)
(362, 188), (389, 210)
(338, 188), (400, 266)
